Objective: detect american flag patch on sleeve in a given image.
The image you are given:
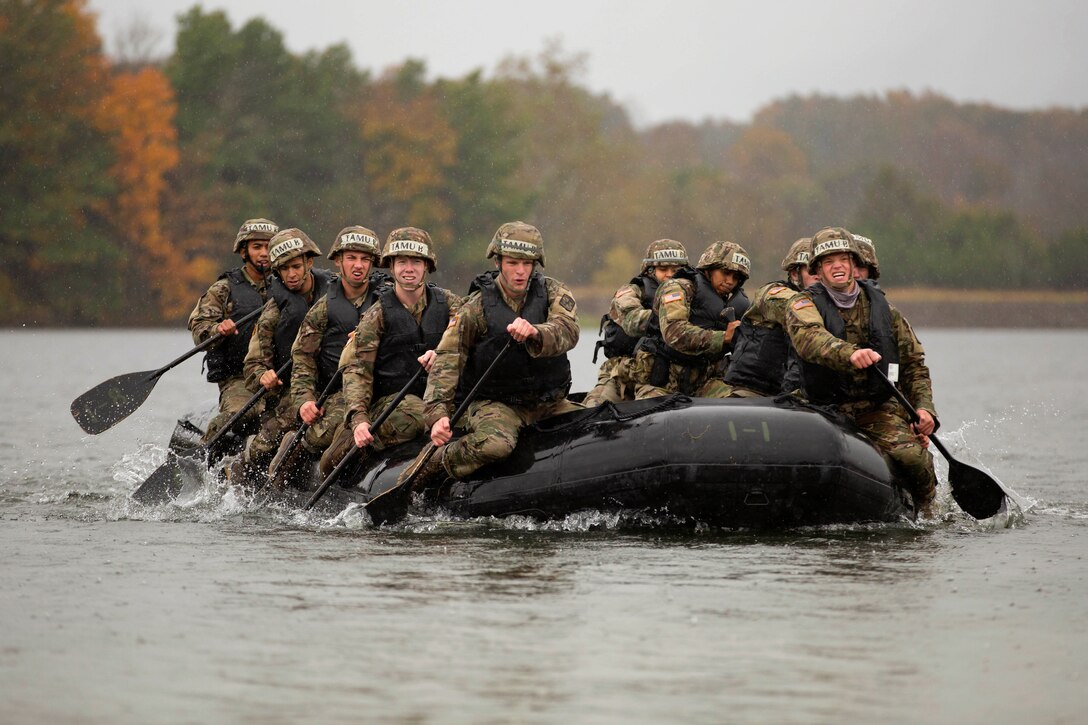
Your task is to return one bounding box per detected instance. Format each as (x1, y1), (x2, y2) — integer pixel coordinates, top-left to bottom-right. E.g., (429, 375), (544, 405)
(662, 291), (683, 304)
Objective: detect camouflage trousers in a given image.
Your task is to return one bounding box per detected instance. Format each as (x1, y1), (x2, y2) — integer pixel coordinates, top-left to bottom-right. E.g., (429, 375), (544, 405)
(298, 390), (348, 454)
(702, 382), (765, 399)
(841, 398), (938, 509)
(583, 356), (637, 407)
(319, 393), (428, 478)
(242, 388), (297, 467)
(629, 350), (725, 399)
(443, 397), (584, 480)
(204, 375), (264, 443)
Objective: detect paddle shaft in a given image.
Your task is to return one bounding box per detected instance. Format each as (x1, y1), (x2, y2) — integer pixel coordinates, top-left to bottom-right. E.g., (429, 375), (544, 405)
(203, 359), (292, 455)
(270, 368), (344, 479)
(873, 367), (934, 426)
(880, 372), (956, 469)
(151, 306), (263, 381)
(70, 306), (266, 435)
(365, 339), (516, 518)
(304, 365), (427, 510)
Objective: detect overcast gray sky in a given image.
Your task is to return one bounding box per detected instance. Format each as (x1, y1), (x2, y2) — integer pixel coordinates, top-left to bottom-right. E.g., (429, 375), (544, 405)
(87, 0), (1088, 127)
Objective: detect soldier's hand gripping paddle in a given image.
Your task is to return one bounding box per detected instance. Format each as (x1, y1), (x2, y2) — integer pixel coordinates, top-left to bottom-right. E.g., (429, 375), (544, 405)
(364, 339), (516, 525)
(268, 368), (344, 490)
(71, 307), (263, 435)
(131, 360), (291, 505)
(303, 365), (426, 511)
(874, 368), (1007, 519)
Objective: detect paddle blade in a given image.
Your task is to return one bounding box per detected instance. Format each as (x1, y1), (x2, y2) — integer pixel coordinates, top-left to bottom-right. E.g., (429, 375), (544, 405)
(71, 370), (160, 434)
(947, 458), (1007, 520)
(363, 445), (433, 524)
(364, 483), (412, 526)
(132, 453), (204, 505)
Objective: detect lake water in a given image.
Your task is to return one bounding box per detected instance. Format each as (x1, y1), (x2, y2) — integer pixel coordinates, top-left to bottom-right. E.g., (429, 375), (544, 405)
(1, 328), (1086, 723)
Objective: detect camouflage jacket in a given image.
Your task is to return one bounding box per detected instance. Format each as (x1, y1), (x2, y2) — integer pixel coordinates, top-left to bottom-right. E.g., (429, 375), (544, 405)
(422, 276), (579, 427)
(341, 287), (463, 429)
(744, 281), (801, 330)
(289, 287), (370, 410)
(609, 282), (653, 337)
(186, 267), (267, 345)
(242, 280), (324, 392)
(655, 277), (726, 359)
(785, 289), (936, 414)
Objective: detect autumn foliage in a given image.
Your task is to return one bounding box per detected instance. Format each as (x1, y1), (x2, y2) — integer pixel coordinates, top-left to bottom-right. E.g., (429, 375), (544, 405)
(95, 68), (196, 318)
(2, 4), (1087, 326)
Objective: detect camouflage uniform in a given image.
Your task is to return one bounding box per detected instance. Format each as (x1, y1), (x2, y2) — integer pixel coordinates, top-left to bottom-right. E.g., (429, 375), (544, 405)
(713, 281), (803, 398)
(586, 240), (690, 407)
(187, 266), (268, 440)
(241, 284), (323, 466)
(289, 291), (368, 455)
(422, 274), (581, 480)
(629, 241), (751, 399)
(717, 237), (812, 399)
(630, 275), (729, 398)
(583, 282), (651, 406)
(320, 286), (464, 475)
(785, 272), (937, 510)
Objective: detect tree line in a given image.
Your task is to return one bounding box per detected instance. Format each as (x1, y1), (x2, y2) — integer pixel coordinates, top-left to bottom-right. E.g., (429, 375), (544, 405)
(3, 0), (1086, 326)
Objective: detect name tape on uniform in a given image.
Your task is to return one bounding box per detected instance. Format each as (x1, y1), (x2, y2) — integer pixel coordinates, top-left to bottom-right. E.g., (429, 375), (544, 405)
(386, 240), (428, 256)
(270, 237), (305, 260)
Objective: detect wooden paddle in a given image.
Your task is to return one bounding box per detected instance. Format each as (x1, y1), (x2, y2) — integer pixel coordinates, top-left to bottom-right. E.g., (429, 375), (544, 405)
(364, 339), (515, 525)
(131, 360), (291, 505)
(303, 365), (426, 510)
(71, 306), (263, 435)
(267, 368), (344, 489)
(874, 367), (1007, 519)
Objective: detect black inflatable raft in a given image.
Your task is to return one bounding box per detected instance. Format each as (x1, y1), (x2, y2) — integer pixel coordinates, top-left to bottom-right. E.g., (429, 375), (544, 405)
(301, 394), (916, 527)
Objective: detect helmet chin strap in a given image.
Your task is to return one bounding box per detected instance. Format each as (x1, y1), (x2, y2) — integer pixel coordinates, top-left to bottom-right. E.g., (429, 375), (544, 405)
(244, 250), (269, 275)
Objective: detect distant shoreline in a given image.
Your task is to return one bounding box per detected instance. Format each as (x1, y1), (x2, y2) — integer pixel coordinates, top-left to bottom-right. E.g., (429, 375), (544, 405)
(3, 288), (1087, 329)
(572, 287), (1088, 329)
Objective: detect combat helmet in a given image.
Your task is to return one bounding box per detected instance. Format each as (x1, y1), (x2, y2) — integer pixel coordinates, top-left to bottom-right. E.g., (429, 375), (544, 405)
(851, 233), (880, 279)
(381, 227), (437, 272)
(808, 227), (861, 271)
(487, 221), (545, 266)
(780, 237), (812, 273)
(233, 218), (279, 253)
(328, 226), (381, 261)
(268, 228), (322, 270)
(641, 239), (689, 275)
(696, 241), (752, 283)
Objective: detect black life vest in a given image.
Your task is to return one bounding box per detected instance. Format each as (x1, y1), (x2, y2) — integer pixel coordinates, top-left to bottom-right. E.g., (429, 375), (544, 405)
(724, 279), (797, 395)
(641, 267), (748, 368)
(373, 284), (450, 399)
(269, 269), (332, 372)
(459, 270), (572, 407)
(799, 279), (899, 406)
(205, 267), (266, 383)
(593, 275), (658, 363)
(317, 272), (387, 389)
